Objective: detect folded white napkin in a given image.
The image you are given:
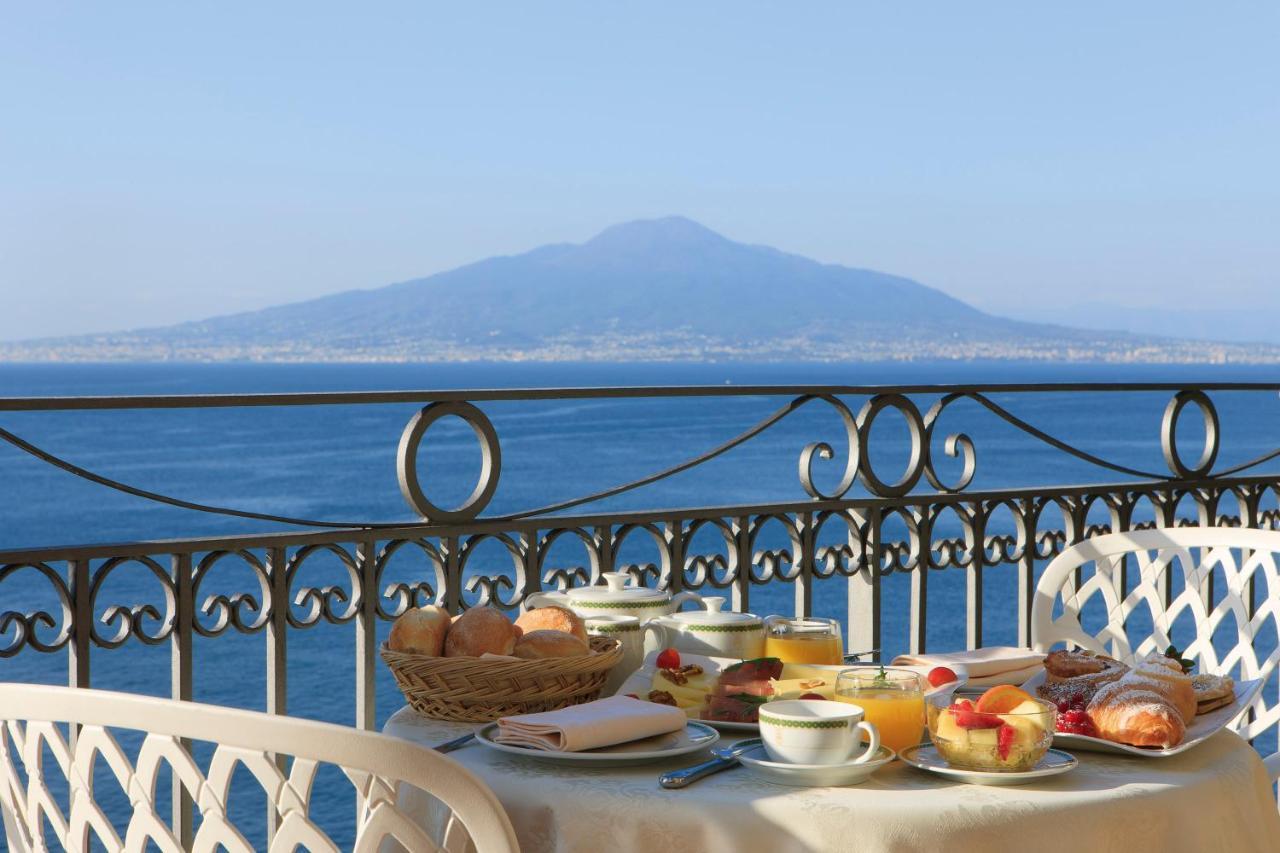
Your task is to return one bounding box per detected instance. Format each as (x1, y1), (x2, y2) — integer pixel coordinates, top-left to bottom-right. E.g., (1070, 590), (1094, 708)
(891, 647), (1044, 688)
(494, 695), (686, 752)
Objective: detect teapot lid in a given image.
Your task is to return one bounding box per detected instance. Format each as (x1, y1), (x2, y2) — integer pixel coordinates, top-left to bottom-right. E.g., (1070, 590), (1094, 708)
(567, 572), (670, 605)
(665, 596), (760, 626)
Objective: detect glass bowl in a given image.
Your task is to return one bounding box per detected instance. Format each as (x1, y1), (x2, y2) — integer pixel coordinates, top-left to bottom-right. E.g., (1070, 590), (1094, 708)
(926, 692), (1056, 772)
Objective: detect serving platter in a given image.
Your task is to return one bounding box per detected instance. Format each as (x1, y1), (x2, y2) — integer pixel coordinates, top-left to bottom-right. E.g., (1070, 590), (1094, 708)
(1020, 669), (1263, 757)
(899, 744), (1077, 786)
(474, 720), (719, 767)
(615, 652), (967, 732)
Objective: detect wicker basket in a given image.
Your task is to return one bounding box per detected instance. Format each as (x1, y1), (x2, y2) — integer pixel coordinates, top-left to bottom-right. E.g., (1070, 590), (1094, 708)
(381, 636), (624, 722)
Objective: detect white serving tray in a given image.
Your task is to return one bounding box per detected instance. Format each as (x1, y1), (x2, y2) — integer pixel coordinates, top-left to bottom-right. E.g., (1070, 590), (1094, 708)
(1021, 669), (1263, 757)
(615, 651), (966, 732)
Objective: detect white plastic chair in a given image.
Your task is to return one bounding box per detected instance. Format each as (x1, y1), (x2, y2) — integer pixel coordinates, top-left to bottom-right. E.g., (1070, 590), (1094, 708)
(0, 683), (518, 853)
(1030, 527), (1280, 781)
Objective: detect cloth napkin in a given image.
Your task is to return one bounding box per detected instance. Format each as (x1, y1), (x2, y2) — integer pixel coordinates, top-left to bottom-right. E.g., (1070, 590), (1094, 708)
(891, 646), (1045, 688)
(494, 695), (686, 752)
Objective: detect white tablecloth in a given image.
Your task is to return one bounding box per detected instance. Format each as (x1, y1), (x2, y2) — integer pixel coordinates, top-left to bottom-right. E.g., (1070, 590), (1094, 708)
(384, 706), (1280, 853)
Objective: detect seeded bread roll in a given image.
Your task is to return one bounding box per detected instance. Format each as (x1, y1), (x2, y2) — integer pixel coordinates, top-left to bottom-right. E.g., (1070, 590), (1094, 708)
(387, 605), (451, 656)
(444, 606), (522, 657)
(515, 605), (587, 642)
(512, 629), (591, 660)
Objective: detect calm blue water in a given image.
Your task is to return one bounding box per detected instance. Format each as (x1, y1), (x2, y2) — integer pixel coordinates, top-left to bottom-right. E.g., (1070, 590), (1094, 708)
(2, 361), (1278, 847)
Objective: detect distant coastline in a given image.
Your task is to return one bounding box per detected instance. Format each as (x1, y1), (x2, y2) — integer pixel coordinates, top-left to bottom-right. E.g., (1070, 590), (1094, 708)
(3, 331), (1278, 365)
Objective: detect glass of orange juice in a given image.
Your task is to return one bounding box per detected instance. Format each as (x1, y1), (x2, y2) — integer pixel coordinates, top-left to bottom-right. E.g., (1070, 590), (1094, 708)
(762, 616), (843, 665)
(835, 667), (925, 754)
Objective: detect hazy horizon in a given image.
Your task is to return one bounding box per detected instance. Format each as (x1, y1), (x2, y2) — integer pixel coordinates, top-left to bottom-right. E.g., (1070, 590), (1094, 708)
(3, 3), (1277, 344)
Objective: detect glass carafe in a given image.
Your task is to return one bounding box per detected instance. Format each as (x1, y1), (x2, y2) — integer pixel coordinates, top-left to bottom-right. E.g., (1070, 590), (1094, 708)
(762, 616), (844, 665)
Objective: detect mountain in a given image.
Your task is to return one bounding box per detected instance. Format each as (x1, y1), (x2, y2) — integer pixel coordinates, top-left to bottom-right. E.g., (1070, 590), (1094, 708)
(3, 217), (1277, 363)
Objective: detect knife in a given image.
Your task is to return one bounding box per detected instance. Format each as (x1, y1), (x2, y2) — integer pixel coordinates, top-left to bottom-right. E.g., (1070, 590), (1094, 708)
(659, 738), (762, 789)
(433, 732), (476, 754)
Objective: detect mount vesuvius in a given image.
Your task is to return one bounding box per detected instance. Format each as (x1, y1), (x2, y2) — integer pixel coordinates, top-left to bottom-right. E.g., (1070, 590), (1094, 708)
(3, 217), (1273, 364)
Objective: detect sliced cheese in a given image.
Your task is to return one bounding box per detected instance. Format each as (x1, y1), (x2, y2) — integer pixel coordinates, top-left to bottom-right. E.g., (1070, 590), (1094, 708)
(768, 677), (836, 700)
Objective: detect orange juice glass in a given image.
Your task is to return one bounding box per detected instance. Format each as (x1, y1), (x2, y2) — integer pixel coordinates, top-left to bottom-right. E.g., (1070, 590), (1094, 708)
(835, 667), (925, 754)
(762, 616), (843, 665)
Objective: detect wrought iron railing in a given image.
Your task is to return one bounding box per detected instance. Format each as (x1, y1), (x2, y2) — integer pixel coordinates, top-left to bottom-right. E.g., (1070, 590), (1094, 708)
(2, 382), (1279, 837)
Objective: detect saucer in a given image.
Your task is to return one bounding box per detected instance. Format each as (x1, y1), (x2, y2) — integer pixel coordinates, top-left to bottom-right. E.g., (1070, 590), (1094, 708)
(898, 744), (1077, 786)
(735, 744), (896, 787)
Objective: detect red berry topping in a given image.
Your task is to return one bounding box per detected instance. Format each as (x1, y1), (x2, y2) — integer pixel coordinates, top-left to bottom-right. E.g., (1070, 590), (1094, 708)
(927, 666), (958, 687)
(997, 723), (1015, 760)
(798, 692), (826, 700)
(656, 648), (681, 670)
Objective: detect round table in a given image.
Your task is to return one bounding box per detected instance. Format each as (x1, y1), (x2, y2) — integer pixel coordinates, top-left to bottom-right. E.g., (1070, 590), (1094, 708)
(384, 707), (1280, 853)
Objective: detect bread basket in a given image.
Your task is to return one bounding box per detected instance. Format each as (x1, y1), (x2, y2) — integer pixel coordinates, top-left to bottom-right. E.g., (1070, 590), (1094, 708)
(381, 636), (624, 722)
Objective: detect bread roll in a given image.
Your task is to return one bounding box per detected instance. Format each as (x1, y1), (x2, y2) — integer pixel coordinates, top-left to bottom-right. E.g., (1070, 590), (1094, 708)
(512, 629), (590, 660)
(444, 606), (521, 657)
(515, 605), (587, 642)
(387, 605), (451, 656)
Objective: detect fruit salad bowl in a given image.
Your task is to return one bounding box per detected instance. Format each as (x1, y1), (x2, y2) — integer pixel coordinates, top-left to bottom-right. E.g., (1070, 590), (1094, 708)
(926, 686), (1056, 772)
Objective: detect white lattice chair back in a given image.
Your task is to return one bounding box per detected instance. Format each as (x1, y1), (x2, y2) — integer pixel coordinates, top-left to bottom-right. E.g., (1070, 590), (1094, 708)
(0, 684), (517, 853)
(1030, 527), (1280, 780)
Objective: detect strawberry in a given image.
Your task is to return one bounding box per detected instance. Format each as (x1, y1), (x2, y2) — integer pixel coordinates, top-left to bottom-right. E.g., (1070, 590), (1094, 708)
(997, 724), (1015, 761)
(949, 701), (1002, 729)
(655, 648), (681, 670)
(927, 666), (958, 688)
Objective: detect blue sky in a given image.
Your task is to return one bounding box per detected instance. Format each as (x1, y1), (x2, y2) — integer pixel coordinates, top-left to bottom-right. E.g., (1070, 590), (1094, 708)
(2, 2), (1277, 341)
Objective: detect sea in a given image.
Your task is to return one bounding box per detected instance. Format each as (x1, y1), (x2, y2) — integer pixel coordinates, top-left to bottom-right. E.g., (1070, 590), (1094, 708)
(1, 360), (1278, 848)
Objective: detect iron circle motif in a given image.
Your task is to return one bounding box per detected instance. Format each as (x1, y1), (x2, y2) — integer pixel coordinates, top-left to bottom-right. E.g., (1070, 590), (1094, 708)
(397, 401), (501, 522)
(856, 394), (926, 497)
(798, 395), (861, 500)
(1161, 390), (1220, 479)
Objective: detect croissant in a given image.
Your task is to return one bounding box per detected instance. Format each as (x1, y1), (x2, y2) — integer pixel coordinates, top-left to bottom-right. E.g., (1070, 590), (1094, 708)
(1129, 655), (1196, 721)
(1087, 674), (1186, 748)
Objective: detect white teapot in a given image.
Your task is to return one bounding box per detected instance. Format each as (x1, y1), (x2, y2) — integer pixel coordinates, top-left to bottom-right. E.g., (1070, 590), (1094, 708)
(524, 572), (708, 652)
(646, 596), (765, 659)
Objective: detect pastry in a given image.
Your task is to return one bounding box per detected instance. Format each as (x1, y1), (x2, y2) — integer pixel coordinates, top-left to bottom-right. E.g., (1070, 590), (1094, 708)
(1130, 654), (1197, 722)
(1037, 649), (1128, 707)
(1191, 673), (1235, 714)
(1086, 674), (1187, 748)
(512, 629), (590, 659)
(443, 606), (522, 657)
(387, 605), (452, 656)
(1043, 649), (1127, 683)
(515, 605), (587, 642)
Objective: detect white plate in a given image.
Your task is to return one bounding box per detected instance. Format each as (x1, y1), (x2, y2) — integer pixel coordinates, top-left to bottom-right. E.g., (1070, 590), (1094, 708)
(899, 744), (1077, 786)
(736, 744), (896, 787)
(474, 721), (719, 767)
(615, 653), (967, 733)
(1020, 670), (1263, 757)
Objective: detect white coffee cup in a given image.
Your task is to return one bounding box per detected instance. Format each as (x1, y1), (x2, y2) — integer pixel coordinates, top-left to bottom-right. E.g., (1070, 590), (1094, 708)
(758, 699), (881, 766)
(585, 615), (660, 696)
